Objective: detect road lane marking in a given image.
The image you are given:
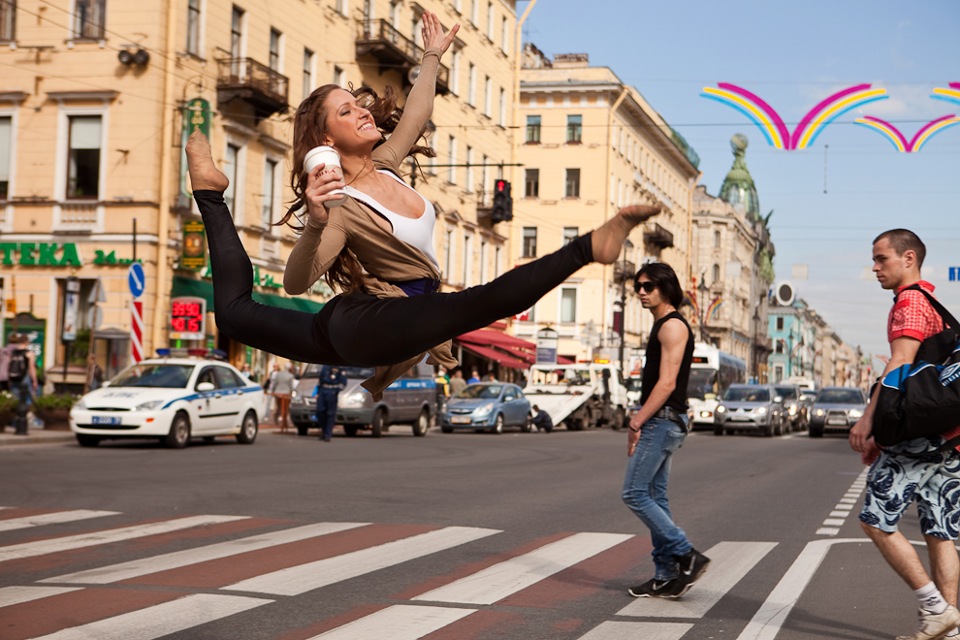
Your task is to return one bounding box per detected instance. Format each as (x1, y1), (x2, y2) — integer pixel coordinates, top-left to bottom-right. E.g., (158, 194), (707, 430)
(617, 541), (776, 619)
(0, 586), (82, 608)
(307, 604), (476, 640)
(0, 510), (119, 533)
(0, 515), (249, 563)
(578, 621), (694, 640)
(27, 593), (272, 640)
(42, 522), (368, 585)
(737, 537), (865, 640)
(818, 468), (868, 536)
(412, 532), (632, 605)
(223, 526), (500, 596)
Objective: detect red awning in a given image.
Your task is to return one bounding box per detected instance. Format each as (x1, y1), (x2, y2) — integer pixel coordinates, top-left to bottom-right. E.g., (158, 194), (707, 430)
(457, 329), (535, 349)
(455, 329), (574, 365)
(458, 342), (529, 369)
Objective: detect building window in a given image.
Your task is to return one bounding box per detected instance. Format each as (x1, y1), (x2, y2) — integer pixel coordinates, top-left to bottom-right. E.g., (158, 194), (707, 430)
(479, 239), (487, 284)
(465, 146), (474, 192)
(66, 116), (101, 200)
(522, 227), (537, 258)
(186, 0), (201, 55)
(526, 115), (541, 143)
(335, 0), (348, 16)
(0, 116), (10, 199)
(563, 227), (578, 246)
(268, 28), (281, 71)
(566, 114), (582, 143)
(501, 16), (508, 53)
(560, 288), (577, 323)
(389, 0), (400, 29)
(333, 65), (344, 86)
(447, 135), (457, 184)
(494, 245), (501, 278)
(302, 48), (315, 100)
(467, 63), (476, 106)
(776, 317), (784, 331)
(712, 264), (720, 283)
(480, 154), (489, 205)
(0, 1), (14, 42)
(262, 158), (277, 225)
(713, 229), (721, 249)
(450, 49), (461, 95)
(483, 75), (492, 116)
(775, 339), (785, 355)
(230, 6), (244, 60)
(223, 143), (240, 216)
(74, 0), (105, 40)
(565, 168), (580, 198)
(486, 1), (494, 39)
(444, 228), (454, 280)
(471, 0), (479, 24)
(463, 234), (473, 286)
(524, 168), (539, 198)
(498, 87), (506, 127)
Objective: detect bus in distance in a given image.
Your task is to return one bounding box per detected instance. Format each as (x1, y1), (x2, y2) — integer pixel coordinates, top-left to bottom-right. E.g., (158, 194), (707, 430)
(687, 343), (746, 428)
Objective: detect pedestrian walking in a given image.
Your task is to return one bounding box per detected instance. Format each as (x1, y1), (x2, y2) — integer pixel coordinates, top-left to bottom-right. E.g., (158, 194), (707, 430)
(86, 354), (104, 392)
(7, 333), (38, 436)
(271, 364), (296, 434)
(316, 365), (347, 442)
(623, 262), (710, 599)
(449, 369), (467, 397)
(849, 229), (960, 640)
(531, 404), (553, 433)
(0, 334), (17, 392)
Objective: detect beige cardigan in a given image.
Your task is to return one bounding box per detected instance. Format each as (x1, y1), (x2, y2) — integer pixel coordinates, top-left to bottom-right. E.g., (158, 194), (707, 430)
(284, 51), (458, 399)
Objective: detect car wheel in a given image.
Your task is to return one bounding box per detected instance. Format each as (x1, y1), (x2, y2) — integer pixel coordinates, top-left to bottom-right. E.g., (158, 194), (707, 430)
(203, 436), (215, 443)
(412, 408), (429, 437)
(441, 425), (453, 434)
(713, 426), (723, 436)
(763, 423), (773, 437)
(809, 425), (824, 438)
(164, 412), (191, 448)
(236, 410), (258, 444)
(76, 434), (100, 447)
(295, 423), (309, 436)
(611, 407), (625, 432)
(725, 428), (735, 436)
(344, 425), (359, 437)
(490, 414), (504, 434)
(371, 408), (386, 438)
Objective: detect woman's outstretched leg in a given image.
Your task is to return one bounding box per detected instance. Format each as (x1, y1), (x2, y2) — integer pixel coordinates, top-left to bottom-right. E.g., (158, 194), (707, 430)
(328, 204), (659, 366)
(185, 132), (341, 364)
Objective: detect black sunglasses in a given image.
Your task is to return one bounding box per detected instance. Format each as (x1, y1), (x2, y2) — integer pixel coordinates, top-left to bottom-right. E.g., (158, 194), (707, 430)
(635, 281), (657, 293)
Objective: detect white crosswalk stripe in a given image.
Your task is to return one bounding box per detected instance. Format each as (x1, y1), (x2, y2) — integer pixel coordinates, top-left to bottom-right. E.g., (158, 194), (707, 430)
(307, 604), (477, 640)
(0, 510), (119, 533)
(0, 514), (249, 563)
(27, 593), (273, 640)
(578, 621), (694, 640)
(42, 521), (368, 585)
(0, 586), (82, 608)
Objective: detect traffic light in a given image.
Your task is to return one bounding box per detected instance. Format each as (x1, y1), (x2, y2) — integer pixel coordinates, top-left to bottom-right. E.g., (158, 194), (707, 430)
(491, 179), (513, 223)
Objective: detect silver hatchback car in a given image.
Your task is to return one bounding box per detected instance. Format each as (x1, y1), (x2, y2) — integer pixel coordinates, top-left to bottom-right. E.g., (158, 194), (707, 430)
(714, 384), (787, 437)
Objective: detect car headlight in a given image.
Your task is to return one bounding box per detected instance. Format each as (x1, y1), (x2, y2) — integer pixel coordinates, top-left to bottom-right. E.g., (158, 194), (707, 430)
(815, 409), (825, 417)
(474, 402), (495, 418)
(849, 409), (863, 419)
(340, 392), (366, 408)
(756, 406), (767, 415)
(74, 399), (87, 410)
(716, 405), (726, 414)
(135, 400), (164, 412)
(788, 405), (797, 416)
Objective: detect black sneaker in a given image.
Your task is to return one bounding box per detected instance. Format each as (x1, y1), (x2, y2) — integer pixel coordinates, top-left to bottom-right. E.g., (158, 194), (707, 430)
(628, 577), (684, 598)
(673, 549), (710, 595)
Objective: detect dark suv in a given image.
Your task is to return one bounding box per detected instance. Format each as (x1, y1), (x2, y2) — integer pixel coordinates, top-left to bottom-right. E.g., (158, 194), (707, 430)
(808, 387), (866, 438)
(773, 384), (807, 432)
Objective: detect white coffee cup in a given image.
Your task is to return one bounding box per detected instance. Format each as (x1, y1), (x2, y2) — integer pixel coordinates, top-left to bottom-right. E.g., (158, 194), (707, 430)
(303, 145), (347, 207)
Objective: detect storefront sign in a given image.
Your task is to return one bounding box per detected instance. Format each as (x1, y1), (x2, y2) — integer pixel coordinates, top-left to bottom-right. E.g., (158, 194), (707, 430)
(950, 266), (959, 282)
(536, 327), (559, 365)
(0, 242), (82, 267)
(170, 296), (206, 341)
(181, 220), (206, 271)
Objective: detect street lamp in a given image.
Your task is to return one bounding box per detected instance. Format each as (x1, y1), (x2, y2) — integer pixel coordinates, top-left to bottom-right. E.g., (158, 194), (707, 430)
(697, 275), (709, 344)
(615, 240), (634, 380)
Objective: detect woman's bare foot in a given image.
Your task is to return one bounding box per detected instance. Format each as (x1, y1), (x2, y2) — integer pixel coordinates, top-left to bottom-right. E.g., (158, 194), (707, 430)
(592, 204), (661, 264)
(186, 131), (229, 192)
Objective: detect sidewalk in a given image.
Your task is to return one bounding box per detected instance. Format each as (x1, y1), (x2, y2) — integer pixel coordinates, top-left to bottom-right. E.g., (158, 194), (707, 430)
(0, 427), (77, 446)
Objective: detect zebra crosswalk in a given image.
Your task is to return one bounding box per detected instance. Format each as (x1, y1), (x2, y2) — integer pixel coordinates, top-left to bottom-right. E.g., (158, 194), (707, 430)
(0, 505), (852, 640)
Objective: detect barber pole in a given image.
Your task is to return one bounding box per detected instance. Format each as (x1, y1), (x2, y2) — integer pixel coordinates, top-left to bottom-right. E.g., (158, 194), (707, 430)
(131, 300), (144, 362)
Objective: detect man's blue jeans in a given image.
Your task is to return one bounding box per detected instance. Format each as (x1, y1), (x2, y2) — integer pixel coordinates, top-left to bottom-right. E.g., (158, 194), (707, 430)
(621, 415), (692, 580)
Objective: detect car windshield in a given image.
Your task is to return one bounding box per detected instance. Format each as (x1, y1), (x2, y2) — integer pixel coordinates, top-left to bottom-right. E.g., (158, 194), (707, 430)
(774, 386), (797, 400)
(111, 364), (194, 388)
(300, 364), (374, 379)
(817, 389), (863, 404)
(723, 387), (769, 402)
(687, 369), (718, 400)
(457, 384), (503, 399)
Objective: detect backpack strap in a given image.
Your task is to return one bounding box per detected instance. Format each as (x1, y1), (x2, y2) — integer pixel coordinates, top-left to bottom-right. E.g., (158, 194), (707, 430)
(898, 284), (959, 329)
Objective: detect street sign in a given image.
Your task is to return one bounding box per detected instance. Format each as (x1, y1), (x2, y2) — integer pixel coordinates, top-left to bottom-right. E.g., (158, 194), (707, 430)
(950, 267), (959, 282)
(128, 263), (145, 298)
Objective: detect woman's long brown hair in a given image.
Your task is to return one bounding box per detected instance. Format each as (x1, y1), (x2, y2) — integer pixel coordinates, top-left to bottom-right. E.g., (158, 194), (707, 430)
(277, 84), (436, 293)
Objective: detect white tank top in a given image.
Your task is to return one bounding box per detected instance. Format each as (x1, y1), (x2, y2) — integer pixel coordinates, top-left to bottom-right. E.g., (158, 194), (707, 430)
(343, 171), (438, 267)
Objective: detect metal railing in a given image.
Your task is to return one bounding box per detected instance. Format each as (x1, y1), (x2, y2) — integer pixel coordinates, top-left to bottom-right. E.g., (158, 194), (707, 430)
(216, 57), (289, 107)
(357, 20), (449, 88)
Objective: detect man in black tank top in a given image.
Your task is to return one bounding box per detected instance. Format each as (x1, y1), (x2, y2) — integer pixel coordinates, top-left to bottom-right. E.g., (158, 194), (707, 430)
(623, 262), (711, 600)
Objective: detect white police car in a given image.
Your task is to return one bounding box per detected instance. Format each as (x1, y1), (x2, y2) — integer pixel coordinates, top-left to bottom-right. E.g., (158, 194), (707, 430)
(70, 350), (263, 448)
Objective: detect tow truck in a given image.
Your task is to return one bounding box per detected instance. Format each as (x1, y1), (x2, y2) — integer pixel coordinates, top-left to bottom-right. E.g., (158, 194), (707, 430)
(523, 362), (630, 431)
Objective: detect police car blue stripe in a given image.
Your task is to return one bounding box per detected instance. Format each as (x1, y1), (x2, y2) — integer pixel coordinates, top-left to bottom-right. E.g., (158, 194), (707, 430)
(160, 386), (262, 410)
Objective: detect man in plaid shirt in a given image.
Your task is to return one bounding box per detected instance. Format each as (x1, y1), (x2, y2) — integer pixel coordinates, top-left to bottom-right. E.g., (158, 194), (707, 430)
(850, 229), (960, 640)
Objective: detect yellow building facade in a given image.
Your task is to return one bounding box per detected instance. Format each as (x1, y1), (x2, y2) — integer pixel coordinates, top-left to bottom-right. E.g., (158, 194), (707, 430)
(0, 0), (517, 388)
(514, 46), (700, 366)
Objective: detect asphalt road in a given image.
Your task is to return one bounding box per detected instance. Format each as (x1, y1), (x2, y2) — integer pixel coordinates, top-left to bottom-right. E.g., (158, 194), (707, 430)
(0, 425), (937, 639)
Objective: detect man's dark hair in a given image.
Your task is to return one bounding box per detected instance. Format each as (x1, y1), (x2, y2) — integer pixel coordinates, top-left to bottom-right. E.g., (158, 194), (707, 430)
(873, 229), (926, 268)
(634, 262), (684, 308)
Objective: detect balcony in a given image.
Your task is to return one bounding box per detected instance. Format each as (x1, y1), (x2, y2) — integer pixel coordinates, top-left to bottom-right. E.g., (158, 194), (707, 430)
(643, 222), (674, 249)
(216, 58), (289, 123)
(356, 20), (450, 94)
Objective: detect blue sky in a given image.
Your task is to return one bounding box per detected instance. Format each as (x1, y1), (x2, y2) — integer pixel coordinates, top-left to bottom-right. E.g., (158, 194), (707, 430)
(519, 0), (960, 361)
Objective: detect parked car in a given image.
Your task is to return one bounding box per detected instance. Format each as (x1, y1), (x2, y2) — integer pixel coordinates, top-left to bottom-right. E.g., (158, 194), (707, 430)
(773, 384), (807, 432)
(69, 354), (263, 448)
(289, 362), (436, 437)
(808, 386), (867, 438)
(714, 384), (786, 437)
(441, 382), (532, 434)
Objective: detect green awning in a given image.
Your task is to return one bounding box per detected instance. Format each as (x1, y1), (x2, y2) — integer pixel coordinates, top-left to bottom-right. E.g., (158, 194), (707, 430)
(171, 275), (324, 314)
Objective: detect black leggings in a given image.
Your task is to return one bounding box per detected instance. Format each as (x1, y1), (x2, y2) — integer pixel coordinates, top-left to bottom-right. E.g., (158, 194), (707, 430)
(195, 190), (594, 367)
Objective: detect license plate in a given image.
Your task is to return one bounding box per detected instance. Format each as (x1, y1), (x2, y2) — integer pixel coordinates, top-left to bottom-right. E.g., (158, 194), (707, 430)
(729, 415), (749, 422)
(450, 416), (471, 424)
(91, 416), (122, 426)
(827, 418), (847, 426)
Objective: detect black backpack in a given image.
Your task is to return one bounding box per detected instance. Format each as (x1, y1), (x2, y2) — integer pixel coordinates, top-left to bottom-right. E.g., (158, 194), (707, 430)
(8, 348), (28, 381)
(872, 286), (960, 448)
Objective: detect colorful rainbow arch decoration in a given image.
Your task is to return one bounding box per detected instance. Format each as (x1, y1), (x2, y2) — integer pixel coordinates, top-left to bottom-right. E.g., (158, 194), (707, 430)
(700, 83), (889, 150)
(707, 297), (723, 321)
(931, 82), (960, 107)
(854, 114), (960, 152)
(684, 290), (700, 321)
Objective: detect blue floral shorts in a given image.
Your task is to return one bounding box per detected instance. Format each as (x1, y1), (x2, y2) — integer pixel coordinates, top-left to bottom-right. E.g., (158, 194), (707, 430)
(860, 439), (960, 539)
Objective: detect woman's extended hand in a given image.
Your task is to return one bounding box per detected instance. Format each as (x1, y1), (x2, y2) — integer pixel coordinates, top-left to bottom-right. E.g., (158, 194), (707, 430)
(421, 11), (459, 57)
(304, 164), (345, 224)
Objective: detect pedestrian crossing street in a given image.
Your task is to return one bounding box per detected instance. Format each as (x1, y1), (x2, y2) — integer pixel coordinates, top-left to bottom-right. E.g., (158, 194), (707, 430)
(0, 505), (845, 640)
